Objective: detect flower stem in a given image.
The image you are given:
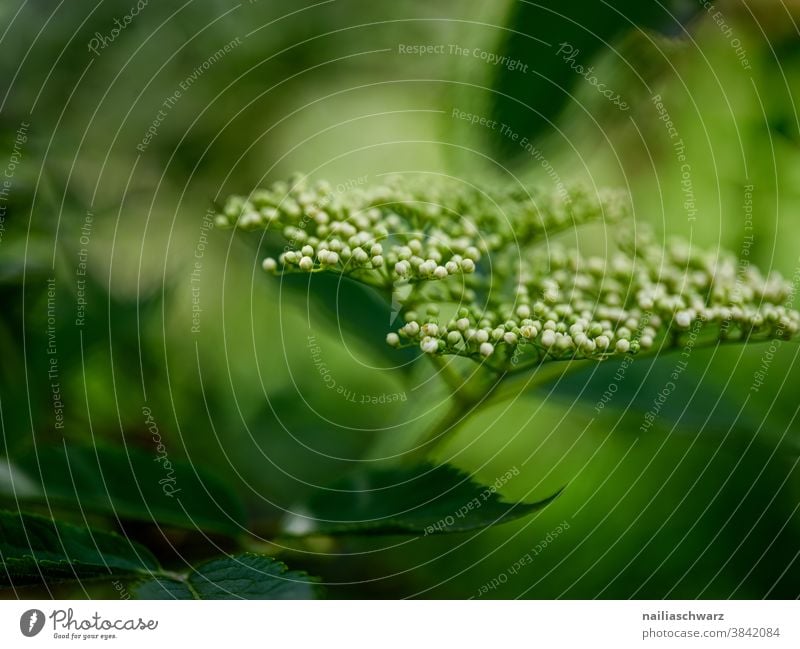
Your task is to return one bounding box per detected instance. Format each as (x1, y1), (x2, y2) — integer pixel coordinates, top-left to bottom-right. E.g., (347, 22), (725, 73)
(404, 367), (504, 463)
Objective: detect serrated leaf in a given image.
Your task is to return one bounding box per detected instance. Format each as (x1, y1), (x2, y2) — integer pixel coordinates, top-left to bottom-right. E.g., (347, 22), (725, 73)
(14, 444), (246, 537)
(0, 510), (159, 587)
(133, 554), (321, 600)
(282, 463), (561, 536)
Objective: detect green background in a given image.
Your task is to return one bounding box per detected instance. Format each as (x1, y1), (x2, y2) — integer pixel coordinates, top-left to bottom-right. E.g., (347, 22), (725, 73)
(1, 0), (798, 598)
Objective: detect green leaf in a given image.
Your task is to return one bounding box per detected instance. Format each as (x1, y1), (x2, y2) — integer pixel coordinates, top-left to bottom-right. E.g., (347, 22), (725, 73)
(14, 444), (247, 537)
(489, 0), (700, 163)
(0, 510), (159, 587)
(279, 271), (418, 367)
(133, 554), (321, 600)
(549, 350), (765, 436)
(282, 463), (561, 536)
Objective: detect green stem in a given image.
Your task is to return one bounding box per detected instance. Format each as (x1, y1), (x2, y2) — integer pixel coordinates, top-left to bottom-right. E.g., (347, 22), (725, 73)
(404, 367), (504, 463)
(428, 355), (468, 396)
(405, 334), (800, 464)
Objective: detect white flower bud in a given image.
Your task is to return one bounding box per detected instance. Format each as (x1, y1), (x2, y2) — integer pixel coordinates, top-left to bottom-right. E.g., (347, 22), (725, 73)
(460, 258), (476, 273)
(420, 337), (439, 354)
(239, 211), (261, 228)
(465, 246), (480, 261)
(227, 175), (800, 369)
(386, 332), (400, 346)
(556, 334), (573, 351)
(419, 260), (436, 277)
(479, 342), (494, 357)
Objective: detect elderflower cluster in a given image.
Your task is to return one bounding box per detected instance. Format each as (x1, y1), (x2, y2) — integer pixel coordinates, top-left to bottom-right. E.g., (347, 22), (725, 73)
(218, 174), (800, 370)
(389, 233), (799, 368)
(215, 173), (630, 288)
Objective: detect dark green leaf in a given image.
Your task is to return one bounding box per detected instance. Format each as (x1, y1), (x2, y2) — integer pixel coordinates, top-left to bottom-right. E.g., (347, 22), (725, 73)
(0, 510), (159, 587)
(547, 350), (765, 436)
(132, 577), (190, 599)
(14, 444), (247, 537)
(280, 271), (418, 367)
(133, 554), (321, 600)
(282, 463), (561, 536)
(489, 0), (700, 163)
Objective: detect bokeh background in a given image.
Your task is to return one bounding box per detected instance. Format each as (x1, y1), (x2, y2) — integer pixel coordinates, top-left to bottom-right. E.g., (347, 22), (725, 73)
(1, 0), (799, 598)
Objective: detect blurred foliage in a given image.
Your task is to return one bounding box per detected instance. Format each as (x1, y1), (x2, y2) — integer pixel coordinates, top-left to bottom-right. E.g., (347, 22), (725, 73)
(1, 0), (799, 598)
